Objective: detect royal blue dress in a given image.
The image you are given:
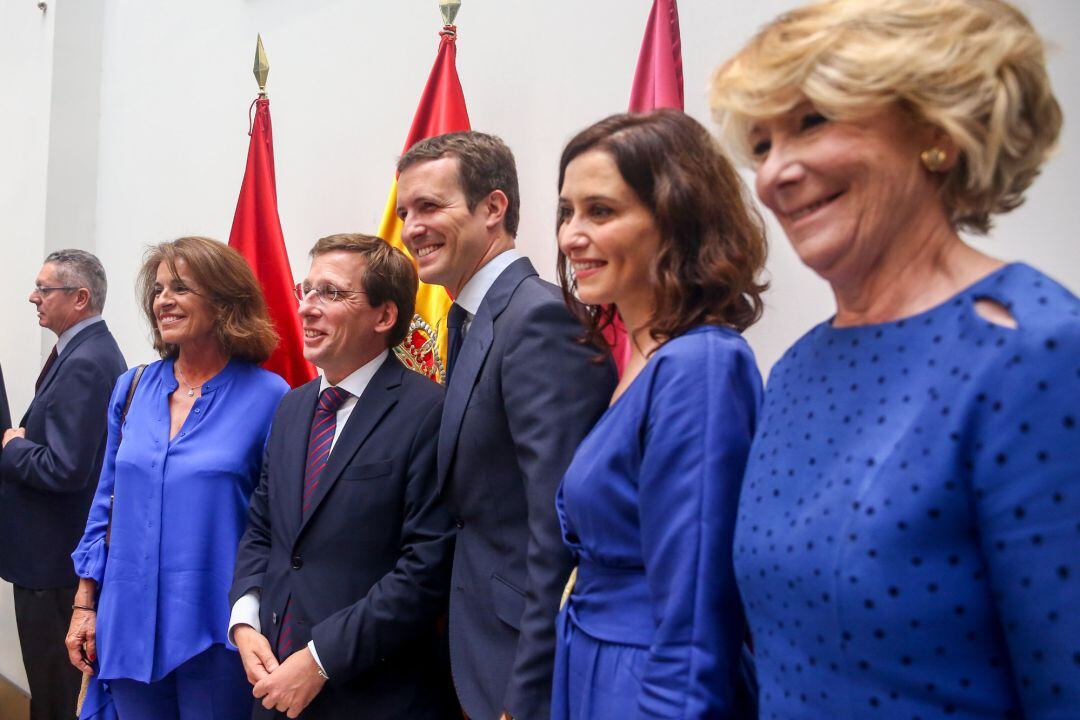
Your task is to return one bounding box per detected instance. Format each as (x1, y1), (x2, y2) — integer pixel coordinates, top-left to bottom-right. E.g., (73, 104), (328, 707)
(72, 359), (287, 684)
(552, 326), (763, 719)
(736, 263), (1080, 718)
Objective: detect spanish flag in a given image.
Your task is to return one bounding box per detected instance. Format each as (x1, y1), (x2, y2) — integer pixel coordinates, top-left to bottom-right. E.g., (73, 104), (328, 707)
(379, 23), (470, 383)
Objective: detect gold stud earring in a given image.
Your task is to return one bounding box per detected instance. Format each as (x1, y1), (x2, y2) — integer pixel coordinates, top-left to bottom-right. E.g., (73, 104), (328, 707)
(920, 147), (948, 172)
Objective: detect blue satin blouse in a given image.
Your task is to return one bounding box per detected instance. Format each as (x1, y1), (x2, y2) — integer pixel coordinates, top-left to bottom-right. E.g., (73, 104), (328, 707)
(555, 326), (762, 717)
(72, 359), (287, 682)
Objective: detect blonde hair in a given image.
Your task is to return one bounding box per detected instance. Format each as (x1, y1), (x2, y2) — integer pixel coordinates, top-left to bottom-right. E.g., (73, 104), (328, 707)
(710, 0), (1062, 234)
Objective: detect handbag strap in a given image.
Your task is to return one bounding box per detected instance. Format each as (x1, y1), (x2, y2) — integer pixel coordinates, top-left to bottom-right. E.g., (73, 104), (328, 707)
(106, 364), (146, 547)
(118, 364), (147, 444)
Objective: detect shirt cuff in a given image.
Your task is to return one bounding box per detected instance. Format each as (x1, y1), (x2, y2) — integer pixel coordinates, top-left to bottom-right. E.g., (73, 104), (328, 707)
(308, 640), (328, 679)
(71, 536), (108, 586)
(228, 590), (261, 645)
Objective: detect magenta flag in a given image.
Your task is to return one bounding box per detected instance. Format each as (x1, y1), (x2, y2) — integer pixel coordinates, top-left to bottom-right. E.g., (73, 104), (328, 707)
(605, 0), (685, 375)
(629, 0), (684, 112)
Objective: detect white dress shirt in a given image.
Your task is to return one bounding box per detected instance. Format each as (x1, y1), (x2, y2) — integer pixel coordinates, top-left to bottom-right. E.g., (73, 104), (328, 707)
(228, 349), (389, 676)
(452, 248), (522, 334)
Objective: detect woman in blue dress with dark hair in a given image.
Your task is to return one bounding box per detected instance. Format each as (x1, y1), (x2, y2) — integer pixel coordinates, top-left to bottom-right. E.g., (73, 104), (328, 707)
(551, 109), (768, 718)
(711, 0), (1079, 717)
(67, 236), (289, 720)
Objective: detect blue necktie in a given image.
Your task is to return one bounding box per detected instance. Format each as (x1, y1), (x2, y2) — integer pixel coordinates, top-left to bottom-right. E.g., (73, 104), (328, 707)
(445, 303), (469, 383)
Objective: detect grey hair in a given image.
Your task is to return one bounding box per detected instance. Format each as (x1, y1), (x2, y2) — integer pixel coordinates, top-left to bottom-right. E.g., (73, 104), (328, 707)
(44, 249), (108, 313)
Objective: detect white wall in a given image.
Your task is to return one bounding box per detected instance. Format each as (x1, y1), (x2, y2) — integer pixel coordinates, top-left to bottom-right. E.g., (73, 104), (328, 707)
(82, 0), (1080, 374)
(0, 0), (54, 693)
(1, 0), (1078, 695)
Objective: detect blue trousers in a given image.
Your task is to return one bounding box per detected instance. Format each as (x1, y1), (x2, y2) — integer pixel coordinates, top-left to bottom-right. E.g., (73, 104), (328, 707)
(108, 644), (252, 720)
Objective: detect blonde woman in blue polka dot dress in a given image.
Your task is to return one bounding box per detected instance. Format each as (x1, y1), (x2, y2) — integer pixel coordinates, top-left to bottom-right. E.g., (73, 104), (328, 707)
(711, 0), (1078, 717)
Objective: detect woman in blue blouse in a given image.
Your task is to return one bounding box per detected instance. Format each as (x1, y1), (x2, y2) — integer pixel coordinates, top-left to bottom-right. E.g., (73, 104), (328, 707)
(552, 110), (768, 718)
(66, 236), (289, 719)
(711, 0), (1078, 717)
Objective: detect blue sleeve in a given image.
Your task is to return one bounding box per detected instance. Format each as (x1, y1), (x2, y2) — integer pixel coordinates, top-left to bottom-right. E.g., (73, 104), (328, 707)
(71, 367), (137, 585)
(229, 374), (290, 605)
(636, 338), (761, 719)
(972, 325), (1080, 717)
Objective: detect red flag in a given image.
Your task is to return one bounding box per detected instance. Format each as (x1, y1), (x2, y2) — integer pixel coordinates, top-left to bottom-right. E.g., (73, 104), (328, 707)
(378, 26), (471, 383)
(400, 27), (471, 152)
(229, 97), (316, 388)
(601, 0), (686, 376)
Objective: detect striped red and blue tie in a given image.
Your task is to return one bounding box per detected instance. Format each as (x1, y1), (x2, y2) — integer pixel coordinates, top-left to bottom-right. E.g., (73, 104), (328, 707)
(277, 385), (351, 659)
(302, 386), (351, 518)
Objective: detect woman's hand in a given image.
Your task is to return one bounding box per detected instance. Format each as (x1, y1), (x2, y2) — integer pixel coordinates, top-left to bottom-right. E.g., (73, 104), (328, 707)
(66, 578), (98, 674)
(66, 608), (97, 674)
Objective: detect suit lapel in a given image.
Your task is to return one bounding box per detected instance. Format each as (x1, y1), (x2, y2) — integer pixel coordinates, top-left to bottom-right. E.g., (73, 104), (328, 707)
(437, 258), (538, 491)
(22, 321), (109, 426)
(282, 381), (320, 539)
(437, 318), (492, 489)
(296, 356), (402, 538)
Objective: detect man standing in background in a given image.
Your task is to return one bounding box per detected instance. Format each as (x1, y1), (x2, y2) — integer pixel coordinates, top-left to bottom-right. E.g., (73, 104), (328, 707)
(0, 250), (126, 720)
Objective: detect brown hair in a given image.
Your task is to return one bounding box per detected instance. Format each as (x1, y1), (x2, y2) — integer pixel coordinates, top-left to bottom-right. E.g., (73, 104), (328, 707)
(397, 131), (521, 237)
(309, 234), (418, 347)
(556, 109), (768, 354)
(137, 236), (278, 362)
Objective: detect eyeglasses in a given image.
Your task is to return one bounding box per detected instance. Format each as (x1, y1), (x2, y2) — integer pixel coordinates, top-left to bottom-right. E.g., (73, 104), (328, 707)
(33, 286), (78, 297)
(294, 282), (367, 304)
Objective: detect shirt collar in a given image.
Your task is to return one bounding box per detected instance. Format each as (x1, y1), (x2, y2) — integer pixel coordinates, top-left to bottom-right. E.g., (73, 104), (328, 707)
(453, 249), (522, 316)
(163, 356), (240, 394)
(319, 349), (390, 398)
(56, 315), (103, 355)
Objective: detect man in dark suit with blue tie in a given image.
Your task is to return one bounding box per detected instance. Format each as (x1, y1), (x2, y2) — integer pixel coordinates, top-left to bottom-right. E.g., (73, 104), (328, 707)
(1, 249), (126, 720)
(396, 132), (616, 720)
(229, 234), (455, 719)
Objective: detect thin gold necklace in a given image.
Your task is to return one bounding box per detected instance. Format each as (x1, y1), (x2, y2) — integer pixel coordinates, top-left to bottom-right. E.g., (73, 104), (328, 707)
(176, 365), (205, 398)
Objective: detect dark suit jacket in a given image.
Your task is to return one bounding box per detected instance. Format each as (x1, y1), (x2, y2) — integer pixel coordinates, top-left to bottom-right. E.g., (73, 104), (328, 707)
(440, 257), (617, 720)
(231, 353), (455, 720)
(0, 363), (10, 433)
(0, 321), (126, 589)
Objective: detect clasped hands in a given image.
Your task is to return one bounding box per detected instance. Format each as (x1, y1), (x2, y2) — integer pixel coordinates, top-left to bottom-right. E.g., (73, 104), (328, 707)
(234, 624), (326, 719)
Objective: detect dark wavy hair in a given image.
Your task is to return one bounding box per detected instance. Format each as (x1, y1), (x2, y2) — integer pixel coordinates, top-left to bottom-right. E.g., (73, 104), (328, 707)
(556, 109), (768, 355)
(137, 236), (278, 362)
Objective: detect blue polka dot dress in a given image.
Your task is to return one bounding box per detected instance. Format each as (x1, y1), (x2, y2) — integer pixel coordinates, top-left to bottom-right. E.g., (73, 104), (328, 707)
(735, 263), (1080, 718)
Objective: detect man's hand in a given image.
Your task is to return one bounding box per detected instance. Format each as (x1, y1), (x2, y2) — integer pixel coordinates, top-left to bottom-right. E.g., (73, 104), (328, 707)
(2, 427), (25, 448)
(65, 608), (96, 674)
(252, 646), (326, 718)
(233, 624), (280, 685)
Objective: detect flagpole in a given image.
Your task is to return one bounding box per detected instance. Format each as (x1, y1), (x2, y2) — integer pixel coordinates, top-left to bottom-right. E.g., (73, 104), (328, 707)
(254, 34), (270, 98)
(440, 0), (461, 26)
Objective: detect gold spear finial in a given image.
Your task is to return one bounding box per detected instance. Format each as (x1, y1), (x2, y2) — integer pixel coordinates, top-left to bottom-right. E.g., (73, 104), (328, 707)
(253, 34), (270, 96)
(440, 0), (461, 26)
